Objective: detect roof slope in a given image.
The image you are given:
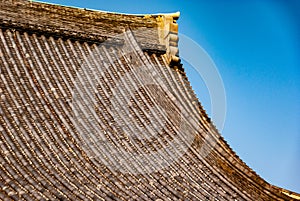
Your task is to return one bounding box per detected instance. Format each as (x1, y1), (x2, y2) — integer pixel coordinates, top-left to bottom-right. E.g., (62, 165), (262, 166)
(0, 0), (299, 200)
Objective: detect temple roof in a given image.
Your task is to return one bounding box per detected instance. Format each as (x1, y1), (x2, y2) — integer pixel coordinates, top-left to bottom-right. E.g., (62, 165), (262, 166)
(0, 0), (299, 200)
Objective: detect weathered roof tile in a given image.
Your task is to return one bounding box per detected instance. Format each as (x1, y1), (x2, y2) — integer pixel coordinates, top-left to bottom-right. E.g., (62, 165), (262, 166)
(0, 0), (299, 200)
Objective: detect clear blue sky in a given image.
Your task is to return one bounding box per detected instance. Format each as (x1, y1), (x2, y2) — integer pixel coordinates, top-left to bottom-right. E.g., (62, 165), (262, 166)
(35, 0), (299, 193)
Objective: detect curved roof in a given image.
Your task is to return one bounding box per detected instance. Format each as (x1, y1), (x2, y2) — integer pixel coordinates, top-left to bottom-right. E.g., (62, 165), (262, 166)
(0, 0), (299, 200)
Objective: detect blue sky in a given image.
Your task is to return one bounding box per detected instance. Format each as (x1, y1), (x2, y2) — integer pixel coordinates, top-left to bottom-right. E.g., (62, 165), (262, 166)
(35, 0), (299, 193)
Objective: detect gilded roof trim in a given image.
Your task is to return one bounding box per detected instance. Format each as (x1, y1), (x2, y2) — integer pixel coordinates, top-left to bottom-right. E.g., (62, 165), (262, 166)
(157, 12), (180, 64)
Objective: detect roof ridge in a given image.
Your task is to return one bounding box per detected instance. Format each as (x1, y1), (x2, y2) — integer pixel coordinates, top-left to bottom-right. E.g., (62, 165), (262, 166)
(31, 0), (180, 18)
(0, 0), (179, 56)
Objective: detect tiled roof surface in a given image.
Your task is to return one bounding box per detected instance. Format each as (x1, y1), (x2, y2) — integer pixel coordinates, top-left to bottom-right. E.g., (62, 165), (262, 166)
(0, 0), (299, 200)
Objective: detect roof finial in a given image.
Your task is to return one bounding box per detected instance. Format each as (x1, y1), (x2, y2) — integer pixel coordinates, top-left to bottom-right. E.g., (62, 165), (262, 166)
(157, 12), (180, 65)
